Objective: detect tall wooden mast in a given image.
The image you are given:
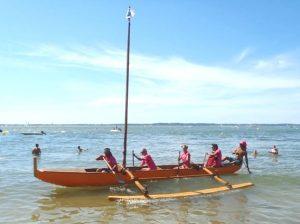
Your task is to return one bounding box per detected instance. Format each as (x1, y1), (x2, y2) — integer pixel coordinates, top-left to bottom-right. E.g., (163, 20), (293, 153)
(123, 6), (134, 167)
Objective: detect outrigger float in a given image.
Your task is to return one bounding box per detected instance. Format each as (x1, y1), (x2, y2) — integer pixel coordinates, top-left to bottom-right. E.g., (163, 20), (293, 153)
(33, 7), (254, 201)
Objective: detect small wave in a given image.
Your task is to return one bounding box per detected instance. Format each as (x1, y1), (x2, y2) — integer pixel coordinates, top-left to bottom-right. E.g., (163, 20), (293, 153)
(109, 186), (136, 194)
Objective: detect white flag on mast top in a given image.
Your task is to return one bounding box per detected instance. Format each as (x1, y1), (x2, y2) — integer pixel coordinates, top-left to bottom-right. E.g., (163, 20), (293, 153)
(126, 6), (135, 19)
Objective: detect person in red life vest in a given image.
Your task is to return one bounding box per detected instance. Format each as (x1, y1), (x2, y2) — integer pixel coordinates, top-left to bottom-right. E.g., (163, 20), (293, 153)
(178, 144), (192, 168)
(134, 148), (157, 171)
(205, 144), (222, 167)
(96, 148), (118, 172)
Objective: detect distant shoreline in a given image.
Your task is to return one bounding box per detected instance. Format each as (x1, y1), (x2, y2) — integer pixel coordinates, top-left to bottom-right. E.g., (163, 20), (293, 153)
(1, 123), (299, 126)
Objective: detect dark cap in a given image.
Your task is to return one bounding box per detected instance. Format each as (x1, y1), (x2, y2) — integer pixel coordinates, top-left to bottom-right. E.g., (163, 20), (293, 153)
(141, 148), (147, 153)
(211, 144), (218, 149)
(104, 148), (111, 153)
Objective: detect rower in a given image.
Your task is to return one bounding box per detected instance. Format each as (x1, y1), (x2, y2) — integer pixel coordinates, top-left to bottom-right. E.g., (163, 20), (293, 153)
(133, 148), (157, 171)
(178, 144), (192, 168)
(222, 141), (247, 165)
(205, 144), (222, 167)
(96, 148), (118, 172)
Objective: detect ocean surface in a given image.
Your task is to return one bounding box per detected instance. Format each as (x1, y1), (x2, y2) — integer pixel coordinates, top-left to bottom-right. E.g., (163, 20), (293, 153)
(0, 124), (299, 224)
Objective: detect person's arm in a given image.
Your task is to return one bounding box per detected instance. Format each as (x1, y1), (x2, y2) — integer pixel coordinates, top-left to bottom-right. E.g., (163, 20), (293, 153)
(232, 148), (237, 154)
(96, 155), (104, 160)
(111, 164), (117, 171)
(133, 153), (142, 161)
(186, 153), (191, 164)
(140, 158), (146, 167)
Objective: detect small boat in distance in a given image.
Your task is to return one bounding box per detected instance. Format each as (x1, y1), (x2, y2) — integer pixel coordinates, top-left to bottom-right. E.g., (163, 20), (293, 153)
(21, 131), (46, 135)
(110, 125), (122, 132)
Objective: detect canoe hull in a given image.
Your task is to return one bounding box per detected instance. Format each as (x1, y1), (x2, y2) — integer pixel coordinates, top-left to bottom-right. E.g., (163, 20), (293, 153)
(34, 158), (241, 187)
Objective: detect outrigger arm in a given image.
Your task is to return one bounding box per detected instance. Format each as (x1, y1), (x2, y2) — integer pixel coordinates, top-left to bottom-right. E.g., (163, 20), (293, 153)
(108, 162), (254, 201)
(108, 182), (254, 201)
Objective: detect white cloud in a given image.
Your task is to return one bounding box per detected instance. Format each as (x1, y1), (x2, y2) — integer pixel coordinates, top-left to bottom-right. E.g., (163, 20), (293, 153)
(3, 43), (299, 123)
(254, 53), (294, 70)
(234, 48), (254, 63)
(20, 44), (300, 90)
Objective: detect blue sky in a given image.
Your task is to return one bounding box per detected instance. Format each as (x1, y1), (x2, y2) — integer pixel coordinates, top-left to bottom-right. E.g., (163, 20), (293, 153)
(0, 0), (300, 124)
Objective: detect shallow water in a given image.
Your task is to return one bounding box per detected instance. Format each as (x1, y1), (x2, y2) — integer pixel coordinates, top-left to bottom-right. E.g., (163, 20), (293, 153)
(1, 124), (300, 223)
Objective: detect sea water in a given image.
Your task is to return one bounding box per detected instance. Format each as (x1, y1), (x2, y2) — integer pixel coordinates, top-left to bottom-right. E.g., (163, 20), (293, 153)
(0, 124), (299, 223)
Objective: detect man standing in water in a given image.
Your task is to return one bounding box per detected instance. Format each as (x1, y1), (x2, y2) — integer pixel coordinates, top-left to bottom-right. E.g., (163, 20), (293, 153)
(270, 145), (279, 154)
(32, 144), (41, 156)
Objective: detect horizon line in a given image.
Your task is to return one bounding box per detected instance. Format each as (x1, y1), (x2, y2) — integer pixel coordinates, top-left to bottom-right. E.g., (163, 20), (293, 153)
(1, 123), (299, 125)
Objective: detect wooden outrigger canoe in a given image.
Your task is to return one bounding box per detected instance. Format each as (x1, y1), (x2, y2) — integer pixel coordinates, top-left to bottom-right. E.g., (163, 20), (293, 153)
(33, 157), (254, 200)
(33, 157), (241, 187)
(33, 8), (254, 200)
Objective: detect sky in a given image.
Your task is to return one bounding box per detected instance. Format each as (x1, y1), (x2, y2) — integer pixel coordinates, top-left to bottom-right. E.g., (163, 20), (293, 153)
(0, 0), (300, 124)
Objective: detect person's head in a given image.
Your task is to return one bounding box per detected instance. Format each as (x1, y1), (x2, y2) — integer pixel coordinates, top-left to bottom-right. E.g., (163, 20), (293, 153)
(141, 148), (148, 155)
(240, 140), (247, 150)
(104, 148), (112, 157)
(273, 145), (277, 149)
(78, 146), (81, 149)
(35, 144), (39, 147)
(211, 144), (218, 151)
(181, 144), (188, 152)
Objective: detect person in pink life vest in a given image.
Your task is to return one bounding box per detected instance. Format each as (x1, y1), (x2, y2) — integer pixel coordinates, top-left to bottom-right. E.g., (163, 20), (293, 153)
(205, 144), (222, 167)
(134, 148), (157, 171)
(178, 144), (192, 169)
(96, 148), (118, 172)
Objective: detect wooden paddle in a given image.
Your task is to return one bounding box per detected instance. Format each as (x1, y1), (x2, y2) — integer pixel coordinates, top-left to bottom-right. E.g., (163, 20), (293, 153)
(203, 153), (208, 166)
(103, 157), (126, 184)
(132, 150), (135, 167)
(203, 167), (232, 188)
(244, 153), (252, 174)
(177, 151), (180, 176)
(123, 168), (149, 196)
